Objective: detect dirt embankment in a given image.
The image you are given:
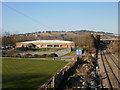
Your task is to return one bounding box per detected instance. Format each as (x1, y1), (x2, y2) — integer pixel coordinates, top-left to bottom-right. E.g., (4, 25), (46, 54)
(58, 56), (100, 89)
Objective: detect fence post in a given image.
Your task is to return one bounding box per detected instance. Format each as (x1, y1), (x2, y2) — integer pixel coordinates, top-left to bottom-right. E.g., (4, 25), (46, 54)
(52, 76), (55, 88)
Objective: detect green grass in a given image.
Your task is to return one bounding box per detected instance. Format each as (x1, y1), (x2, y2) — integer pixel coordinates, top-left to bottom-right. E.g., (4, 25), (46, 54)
(17, 47), (66, 51)
(2, 58), (68, 88)
(64, 51), (76, 56)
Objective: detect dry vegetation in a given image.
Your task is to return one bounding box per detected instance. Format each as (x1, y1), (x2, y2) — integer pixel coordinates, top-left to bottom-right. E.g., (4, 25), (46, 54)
(2, 32), (100, 51)
(65, 56), (100, 88)
(108, 42), (120, 55)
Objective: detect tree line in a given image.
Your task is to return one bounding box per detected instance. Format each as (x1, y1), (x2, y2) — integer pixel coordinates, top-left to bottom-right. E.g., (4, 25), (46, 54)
(1, 32), (100, 50)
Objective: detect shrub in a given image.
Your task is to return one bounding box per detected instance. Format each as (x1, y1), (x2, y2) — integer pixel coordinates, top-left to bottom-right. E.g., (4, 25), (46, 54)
(33, 54), (42, 58)
(24, 54), (32, 58)
(15, 54), (21, 57)
(40, 54), (47, 58)
(48, 53), (58, 57)
(2, 52), (7, 56)
(34, 54), (39, 57)
(25, 54), (32, 56)
(40, 53), (58, 58)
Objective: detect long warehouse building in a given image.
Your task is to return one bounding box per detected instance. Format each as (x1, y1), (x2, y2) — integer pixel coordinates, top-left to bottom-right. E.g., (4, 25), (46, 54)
(16, 40), (75, 48)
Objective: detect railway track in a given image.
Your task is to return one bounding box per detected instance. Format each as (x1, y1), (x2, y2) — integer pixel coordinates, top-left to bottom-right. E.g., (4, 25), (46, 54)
(107, 49), (119, 63)
(100, 50), (120, 89)
(105, 49), (120, 70)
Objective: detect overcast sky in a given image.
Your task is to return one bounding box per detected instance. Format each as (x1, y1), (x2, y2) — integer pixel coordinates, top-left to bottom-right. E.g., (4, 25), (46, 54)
(2, 2), (118, 34)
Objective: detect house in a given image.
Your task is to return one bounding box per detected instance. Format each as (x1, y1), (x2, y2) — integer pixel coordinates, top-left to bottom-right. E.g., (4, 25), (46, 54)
(16, 40), (75, 48)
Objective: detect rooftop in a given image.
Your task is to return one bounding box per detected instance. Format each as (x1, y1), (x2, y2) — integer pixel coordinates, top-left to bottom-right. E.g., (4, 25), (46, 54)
(20, 40), (74, 44)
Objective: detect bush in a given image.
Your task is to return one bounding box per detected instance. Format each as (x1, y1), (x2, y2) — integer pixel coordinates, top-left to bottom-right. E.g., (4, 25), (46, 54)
(49, 53), (58, 57)
(40, 53), (58, 58)
(2, 52), (7, 56)
(41, 54), (47, 58)
(2, 53), (58, 58)
(33, 54), (42, 58)
(24, 54), (32, 58)
(14, 54), (21, 58)
(34, 54), (39, 57)
(25, 54), (32, 56)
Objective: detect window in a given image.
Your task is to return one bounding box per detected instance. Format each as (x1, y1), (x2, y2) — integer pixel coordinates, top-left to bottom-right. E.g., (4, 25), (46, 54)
(60, 45), (62, 47)
(47, 45), (52, 47)
(54, 45), (59, 48)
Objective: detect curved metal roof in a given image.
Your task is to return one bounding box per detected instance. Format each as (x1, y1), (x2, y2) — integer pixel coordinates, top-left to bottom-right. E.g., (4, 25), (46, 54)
(20, 40), (74, 44)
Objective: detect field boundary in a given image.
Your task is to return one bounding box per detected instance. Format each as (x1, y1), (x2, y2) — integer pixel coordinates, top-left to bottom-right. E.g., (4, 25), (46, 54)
(39, 57), (77, 89)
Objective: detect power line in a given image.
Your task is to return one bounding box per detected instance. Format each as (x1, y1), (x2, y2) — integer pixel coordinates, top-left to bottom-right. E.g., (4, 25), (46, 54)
(2, 3), (54, 32)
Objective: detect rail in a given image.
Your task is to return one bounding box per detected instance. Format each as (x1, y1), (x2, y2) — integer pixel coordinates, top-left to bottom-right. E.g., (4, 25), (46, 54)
(105, 49), (120, 70)
(100, 50), (120, 89)
(100, 51), (113, 89)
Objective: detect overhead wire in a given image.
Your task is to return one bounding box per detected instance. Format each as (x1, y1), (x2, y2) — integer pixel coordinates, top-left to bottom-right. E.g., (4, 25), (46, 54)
(2, 3), (54, 32)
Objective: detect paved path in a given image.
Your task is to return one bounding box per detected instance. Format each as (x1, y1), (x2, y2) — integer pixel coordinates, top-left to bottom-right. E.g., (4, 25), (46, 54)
(61, 56), (75, 58)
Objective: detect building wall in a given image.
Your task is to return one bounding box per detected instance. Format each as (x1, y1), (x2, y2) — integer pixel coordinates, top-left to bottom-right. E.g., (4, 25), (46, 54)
(16, 42), (75, 48)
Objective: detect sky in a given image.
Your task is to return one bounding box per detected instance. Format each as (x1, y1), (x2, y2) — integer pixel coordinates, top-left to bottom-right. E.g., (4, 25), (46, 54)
(2, 2), (118, 34)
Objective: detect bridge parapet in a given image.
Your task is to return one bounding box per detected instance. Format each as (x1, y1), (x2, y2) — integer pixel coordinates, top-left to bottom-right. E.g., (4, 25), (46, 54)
(101, 38), (120, 43)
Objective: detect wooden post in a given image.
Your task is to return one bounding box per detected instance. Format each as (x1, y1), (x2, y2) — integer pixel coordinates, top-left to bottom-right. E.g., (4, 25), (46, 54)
(52, 76), (54, 88)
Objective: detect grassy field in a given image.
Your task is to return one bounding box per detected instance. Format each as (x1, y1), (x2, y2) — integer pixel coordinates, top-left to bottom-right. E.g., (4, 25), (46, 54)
(64, 51), (76, 56)
(2, 58), (68, 88)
